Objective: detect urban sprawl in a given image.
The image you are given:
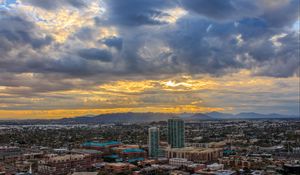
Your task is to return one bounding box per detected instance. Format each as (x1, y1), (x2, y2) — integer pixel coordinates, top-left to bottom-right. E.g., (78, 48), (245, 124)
(0, 119), (299, 175)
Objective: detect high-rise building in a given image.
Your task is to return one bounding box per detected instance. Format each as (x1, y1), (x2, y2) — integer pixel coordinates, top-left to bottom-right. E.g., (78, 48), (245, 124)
(168, 119), (185, 148)
(148, 127), (160, 158)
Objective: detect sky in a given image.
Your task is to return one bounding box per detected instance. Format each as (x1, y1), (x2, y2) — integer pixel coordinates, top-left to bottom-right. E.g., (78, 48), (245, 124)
(0, 0), (299, 119)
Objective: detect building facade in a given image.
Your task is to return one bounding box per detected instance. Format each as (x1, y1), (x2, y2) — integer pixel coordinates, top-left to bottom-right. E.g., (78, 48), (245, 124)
(148, 127), (160, 158)
(168, 119), (185, 148)
(38, 154), (92, 175)
(166, 147), (223, 163)
(169, 158), (193, 167)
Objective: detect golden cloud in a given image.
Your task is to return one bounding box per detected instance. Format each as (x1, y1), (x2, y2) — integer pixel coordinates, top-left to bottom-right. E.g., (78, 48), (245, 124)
(0, 70), (298, 119)
(17, 1), (104, 43)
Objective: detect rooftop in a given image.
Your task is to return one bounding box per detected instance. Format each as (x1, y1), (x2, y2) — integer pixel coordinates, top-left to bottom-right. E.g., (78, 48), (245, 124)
(166, 147), (222, 153)
(122, 148), (145, 153)
(82, 141), (121, 147)
(71, 149), (102, 154)
(43, 154), (89, 162)
(128, 157), (144, 163)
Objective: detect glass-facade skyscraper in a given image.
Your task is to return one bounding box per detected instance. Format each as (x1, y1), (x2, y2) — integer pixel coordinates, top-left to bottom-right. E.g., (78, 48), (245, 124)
(148, 127), (160, 158)
(168, 118), (185, 148)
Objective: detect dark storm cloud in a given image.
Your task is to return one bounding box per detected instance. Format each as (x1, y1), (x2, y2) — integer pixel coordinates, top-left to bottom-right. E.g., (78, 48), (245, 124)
(179, 0), (299, 27)
(179, 0), (258, 21)
(0, 0), (299, 116)
(0, 0), (299, 79)
(162, 18), (241, 75)
(102, 36), (123, 51)
(162, 15), (299, 77)
(73, 27), (94, 41)
(105, 0), (176, 26)
(260, 0), (300, 27)
(78, 48), (112, 62)
(22, 0), (87, 10)
(252, 33), (300, 77)
(0, 11), (52, 53)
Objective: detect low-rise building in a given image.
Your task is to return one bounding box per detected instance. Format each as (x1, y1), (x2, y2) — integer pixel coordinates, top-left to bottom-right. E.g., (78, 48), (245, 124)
(81, 141), (121, 152)
(104, 162), (136, 174)
(38, 154), (91, 175)
(166, 147), (223, 163)
(170, 170), (190, 175)
(169, 158), (193, 167)
(206, 163), (224, 171)
(0, 146), (22, 163)
(71, 149), (102, 163)
(219, 156), (251, 169)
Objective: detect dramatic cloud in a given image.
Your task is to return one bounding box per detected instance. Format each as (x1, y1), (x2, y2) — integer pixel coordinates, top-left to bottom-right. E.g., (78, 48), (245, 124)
(105, 0), (177, 26)
(0, 11), (52, 51)
(0, 0), (299, 118)
(22, 0), (87, 10)
(179, 0), (258, 21)
(78, 48), (112, 61)
(102, 36), (123, 51)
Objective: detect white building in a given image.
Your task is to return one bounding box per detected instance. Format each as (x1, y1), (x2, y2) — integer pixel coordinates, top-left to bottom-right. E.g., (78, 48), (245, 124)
(207, 163), (224, 171)
(169, 158), (193, 167)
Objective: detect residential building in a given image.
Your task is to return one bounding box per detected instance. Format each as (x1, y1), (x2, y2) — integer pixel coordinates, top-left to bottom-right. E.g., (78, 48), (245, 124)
(168, 119), (185, 148)
(166, 147), (223, 163)
(148, 127), (160, 158)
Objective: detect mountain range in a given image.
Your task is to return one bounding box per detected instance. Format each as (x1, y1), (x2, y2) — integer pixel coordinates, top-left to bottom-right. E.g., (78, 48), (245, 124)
(56, 112), (299, 124)
(0, 112), (298, 125)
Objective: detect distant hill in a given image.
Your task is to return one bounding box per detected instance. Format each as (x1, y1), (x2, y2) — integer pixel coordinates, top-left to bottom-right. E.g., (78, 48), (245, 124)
(57, 112), (298, 124)
(59, 112), (215, 124)
(206, 112), (299, 119)
(0, 112), (298, 125)
(182, 113), (214, 121)
(57, 112), (178, 124)
(205, 112), (234, 119)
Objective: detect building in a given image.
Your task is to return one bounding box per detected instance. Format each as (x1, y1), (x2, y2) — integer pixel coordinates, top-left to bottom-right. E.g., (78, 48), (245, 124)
(196, 170), (236, 175)
(170, 170), (190, 175)
(71, 149), (102, 163)
(195, 163), (229, 175)
(148, 127), (160, 158)
(112, 145), (146, 163)
(38, 154), (92, 175)
(0, 146), (22, 163)
(168, 119), (185, 148)
(104, 163), (136, 174)
(81, 141), (121, 151)
(166, 147), (223, 163)
(120, 148), (146, 163)
(206, 163), (224, 171)
(219, 156), (251, 169)
(186, 163), (206, 172)
(169, 158), (193, 167)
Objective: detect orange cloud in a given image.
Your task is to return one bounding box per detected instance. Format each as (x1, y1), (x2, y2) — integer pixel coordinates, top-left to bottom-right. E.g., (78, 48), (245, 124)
(0, 105), (225, 119)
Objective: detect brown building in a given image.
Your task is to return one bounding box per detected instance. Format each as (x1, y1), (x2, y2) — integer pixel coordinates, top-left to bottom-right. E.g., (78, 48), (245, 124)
(38, 154), (92, 175)
(0, 146), (22, 163)
(71, 149), (102, 163)
(104, 162), (136, 174)
(113, 145), (146, 162)
(166, 147), (223, 163)
(219, 156), (251, 169)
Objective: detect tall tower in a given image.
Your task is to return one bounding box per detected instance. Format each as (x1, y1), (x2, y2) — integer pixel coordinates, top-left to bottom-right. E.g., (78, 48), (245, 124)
(148, 127), (160, 158)
(168, 118), (185, 148)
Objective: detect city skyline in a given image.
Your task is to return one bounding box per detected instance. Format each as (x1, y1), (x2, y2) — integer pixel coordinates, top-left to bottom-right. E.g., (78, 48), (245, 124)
(0, 0), (299, 119)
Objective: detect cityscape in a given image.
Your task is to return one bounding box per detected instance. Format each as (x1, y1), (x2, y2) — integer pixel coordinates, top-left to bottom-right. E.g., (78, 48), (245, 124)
(0, 0), (300, 175)
(0, 116), (300, 175)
